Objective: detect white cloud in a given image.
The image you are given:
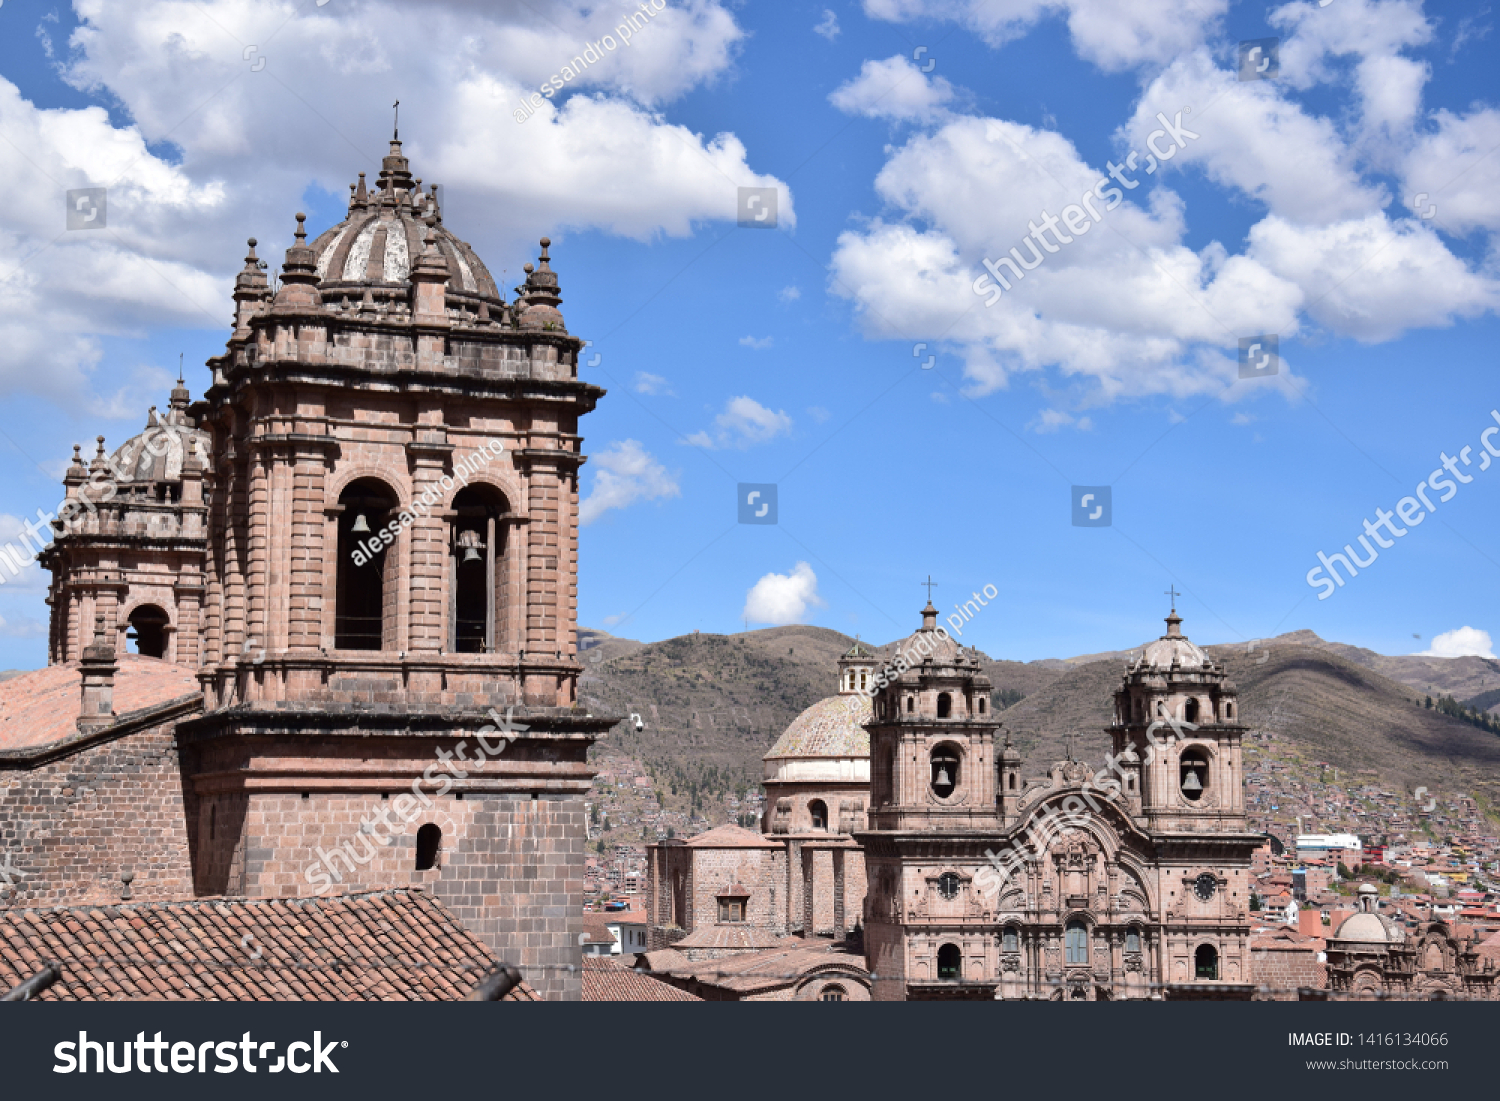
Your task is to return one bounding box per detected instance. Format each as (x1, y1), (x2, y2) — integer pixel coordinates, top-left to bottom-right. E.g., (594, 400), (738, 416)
(1401, 106), (1500, 235)
(0, 0), (785, 410)
(0, 513), (50, 592)
(1120, 51), (1385, 224)
(829, 115), (1307, 402)
(807, 405), (830, 423)
(1418, 627), (1496, 659)
(778, 284), (801, 302)
(814, 9), (841, 40)
(1230, 411), (1254, 425)
(829, 54), (955, 122)
(1032, 409), (1091, 432)
(743, 561), (824, 625)
(579, 440), (680, 524)
(860, 0), (1230, 72)
(0, 612), (48, 638)
(1245, 213), (1499, 342)
(634, 371), (673, 395)
(739, 335), (774, 349)
(686, 396), (793, 449)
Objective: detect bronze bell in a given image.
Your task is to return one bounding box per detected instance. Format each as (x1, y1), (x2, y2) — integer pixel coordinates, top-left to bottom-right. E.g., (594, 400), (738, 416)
(462, 545), (483, 563)
(1182, 768), (1203, 793)
(936, 766), (951, 787)
(351, 512), (371, 534)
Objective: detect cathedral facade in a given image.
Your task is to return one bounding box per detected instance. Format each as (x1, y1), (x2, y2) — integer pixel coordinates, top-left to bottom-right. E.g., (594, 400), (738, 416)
(859, 602), (1262, 1000)
(5, 136), (611, 999)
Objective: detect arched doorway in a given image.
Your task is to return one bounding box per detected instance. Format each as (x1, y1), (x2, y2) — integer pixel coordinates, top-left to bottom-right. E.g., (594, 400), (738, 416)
(126, 604), (170, 659)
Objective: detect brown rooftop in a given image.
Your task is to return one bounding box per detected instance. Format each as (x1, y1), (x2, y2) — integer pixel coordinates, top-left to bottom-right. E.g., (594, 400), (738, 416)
(0, 887), (538, 1001)
(0, 654), (200, 751)
(582, 958), (701, 1002)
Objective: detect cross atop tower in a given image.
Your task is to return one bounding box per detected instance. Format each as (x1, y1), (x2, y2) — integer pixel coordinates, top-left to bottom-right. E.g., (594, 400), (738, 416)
(922, 575), (937, 602)
(1164, 585), (1180, 613)
(393, 99), (400, 140)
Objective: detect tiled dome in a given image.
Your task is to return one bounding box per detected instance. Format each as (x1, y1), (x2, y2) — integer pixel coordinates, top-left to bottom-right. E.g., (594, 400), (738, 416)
(103, 381), (211, 485)
(1134, 611), (1211, 670)
(763, 694), (871, 760)
(306, 140), (501, 302)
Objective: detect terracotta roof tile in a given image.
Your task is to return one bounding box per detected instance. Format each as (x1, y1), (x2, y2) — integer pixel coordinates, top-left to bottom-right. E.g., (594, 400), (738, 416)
(0, 888), (540, 1002)
(0, 654), (200, 750)
(582, 958), (701, 1001)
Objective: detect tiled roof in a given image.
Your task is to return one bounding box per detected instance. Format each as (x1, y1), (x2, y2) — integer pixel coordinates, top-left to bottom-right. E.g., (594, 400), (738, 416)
(581, 912), (617, 945)
(681, 823), (779, 849)
(582, 958), (701, 1001)
(0, 655), (201, 751)
(0, 888), (539, 1001)
(672, 925), (796, 951)
(763, 695), (870, 760)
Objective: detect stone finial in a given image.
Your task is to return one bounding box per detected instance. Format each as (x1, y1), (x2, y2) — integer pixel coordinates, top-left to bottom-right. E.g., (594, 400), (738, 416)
(119, 870), (135, 901)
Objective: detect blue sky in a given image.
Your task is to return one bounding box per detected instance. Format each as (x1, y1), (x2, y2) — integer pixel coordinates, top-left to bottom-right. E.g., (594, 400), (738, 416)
(0, 0), (1496, 669)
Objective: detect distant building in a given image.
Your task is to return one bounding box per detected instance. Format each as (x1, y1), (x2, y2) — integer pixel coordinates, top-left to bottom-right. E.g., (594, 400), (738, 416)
(1297, 834), (1362, 860)
(861, 603), (1262, 1000)
(1324, 884), (1498, 998)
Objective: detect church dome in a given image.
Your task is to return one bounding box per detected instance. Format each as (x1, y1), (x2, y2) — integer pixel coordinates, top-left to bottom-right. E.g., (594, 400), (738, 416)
(1334, 912), (1406, 945)
(764, 695), (871, 761)
(1139, 610), (1209, 669)
(104, 381), (211, 485)
(888, 601), (979, 681)
(306, 139), (501, 302)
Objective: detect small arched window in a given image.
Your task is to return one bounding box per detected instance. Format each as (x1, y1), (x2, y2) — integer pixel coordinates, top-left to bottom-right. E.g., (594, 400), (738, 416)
(937, 943), (961, 980)
(978, 697), (986, 715)
(937, 692), (952, 718)
(1195, 944), (1218, 980)
(127, 604), (170, 659)
(415, 823), (442, 870)
(809, 799), (828, 831)
(906, 696), (915, 714)
(1065, 921), (1089, 965)
(1184, 697), (1200, 723)
(1002, 927), (1019, 952)
(1125, 929), (1141, 953)
(1225, 702), (1235, 719)
(819, 984), (847, 1001)
(1008, 773), (1017, 790)
(859, 672), (866, 690)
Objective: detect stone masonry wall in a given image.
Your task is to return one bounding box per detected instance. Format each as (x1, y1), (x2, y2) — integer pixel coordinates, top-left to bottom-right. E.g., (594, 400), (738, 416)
(0, 721), (193, 909)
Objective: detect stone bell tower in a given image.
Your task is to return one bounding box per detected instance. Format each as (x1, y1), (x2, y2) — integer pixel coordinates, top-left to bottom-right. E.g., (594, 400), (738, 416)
(1109, 601), (1247, 833)
(176, 134), (614, 1000)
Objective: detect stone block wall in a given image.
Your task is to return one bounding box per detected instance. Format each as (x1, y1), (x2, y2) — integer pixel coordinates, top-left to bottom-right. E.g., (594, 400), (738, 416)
(0, 718), (194, 909)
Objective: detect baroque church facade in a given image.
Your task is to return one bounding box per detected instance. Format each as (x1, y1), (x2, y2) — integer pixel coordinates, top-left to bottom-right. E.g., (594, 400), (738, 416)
(857, 601), (1262, 1000)
(4, 136), (611, 1000)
